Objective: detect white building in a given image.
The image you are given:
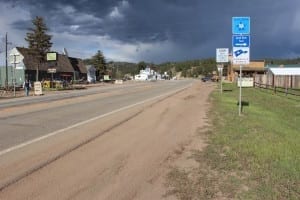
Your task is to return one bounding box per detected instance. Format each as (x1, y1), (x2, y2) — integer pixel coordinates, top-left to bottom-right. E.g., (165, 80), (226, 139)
(134, 66), (157, 81)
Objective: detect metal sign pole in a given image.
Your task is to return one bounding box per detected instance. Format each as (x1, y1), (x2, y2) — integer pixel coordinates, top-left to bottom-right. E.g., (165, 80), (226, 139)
(221, 64), (223, 94)
(13, 55), (16, 97)
(239, 65), (242, 116)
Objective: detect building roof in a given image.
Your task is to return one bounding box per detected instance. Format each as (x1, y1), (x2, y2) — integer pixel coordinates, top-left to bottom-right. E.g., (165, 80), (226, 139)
(56, 54), (75, 73)
(16, 47), (86, 74)
(265, 64), (300, 68)
(17, 47), (48, 71)
(269, 67), (300, 76)
(69, 57), (87, 73)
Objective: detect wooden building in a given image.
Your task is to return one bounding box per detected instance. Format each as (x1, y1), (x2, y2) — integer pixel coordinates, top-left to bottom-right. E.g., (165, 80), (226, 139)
(0, 47), (87, 87)
(226, 59), (265, 81)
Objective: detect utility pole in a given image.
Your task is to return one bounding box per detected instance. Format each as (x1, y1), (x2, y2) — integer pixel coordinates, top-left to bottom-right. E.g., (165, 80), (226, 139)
(4, 33), (13, 89)
(5, 33), (8, 89)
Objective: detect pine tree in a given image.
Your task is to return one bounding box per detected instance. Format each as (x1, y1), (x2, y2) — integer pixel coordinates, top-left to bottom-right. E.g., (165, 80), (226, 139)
(25, 16), (52, 81)
(91, 50), (107, 75)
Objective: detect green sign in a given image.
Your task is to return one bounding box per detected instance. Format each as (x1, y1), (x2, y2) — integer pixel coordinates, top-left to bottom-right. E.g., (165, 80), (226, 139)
(46, 52), (57, 61)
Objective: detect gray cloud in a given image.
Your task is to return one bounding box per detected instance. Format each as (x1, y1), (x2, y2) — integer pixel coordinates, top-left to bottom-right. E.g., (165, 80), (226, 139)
(1, 0), (300, 63)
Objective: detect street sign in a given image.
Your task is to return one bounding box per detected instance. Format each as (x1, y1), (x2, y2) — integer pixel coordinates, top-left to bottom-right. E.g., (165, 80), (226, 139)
(216, 48), (229, 63)
(232, 16), (251, 116)
(232, 35), (250, 47)
(34, 81), (43, 95)
(232, 17), (250, 34)
(232, 47), (250, 65)
(46, 52), (57, 61)
(47, 68), (56, 73)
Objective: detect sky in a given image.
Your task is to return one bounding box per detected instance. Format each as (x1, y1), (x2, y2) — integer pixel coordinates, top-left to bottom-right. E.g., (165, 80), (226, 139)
(0, 0), (300, 64)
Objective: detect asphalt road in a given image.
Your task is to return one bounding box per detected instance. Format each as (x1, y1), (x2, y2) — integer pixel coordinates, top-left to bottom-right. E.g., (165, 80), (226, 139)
(0, 80), (193, 153)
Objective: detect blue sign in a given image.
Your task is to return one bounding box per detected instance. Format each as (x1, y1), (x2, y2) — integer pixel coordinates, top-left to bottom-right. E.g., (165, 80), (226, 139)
(232, 17), (250, 34)
(232, 35), (250, 47)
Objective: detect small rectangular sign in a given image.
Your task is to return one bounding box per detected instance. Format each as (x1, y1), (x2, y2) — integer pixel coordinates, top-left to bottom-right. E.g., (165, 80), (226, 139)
(46, 52), (57, 61)
(104, 75), (110, 81)
(237, 77), (254, 87)
(34, 81), (43, 95)
(233, 47), (250, 65)
(216, 48), (229, 63)
(232, 35), (250, 47)
(47, 68), (56, 73)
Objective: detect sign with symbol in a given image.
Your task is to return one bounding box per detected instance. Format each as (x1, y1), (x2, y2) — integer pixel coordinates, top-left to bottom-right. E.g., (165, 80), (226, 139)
(232, 47), (250, 65)
(232, 35), (250, 47)
(216, 48), (229, 63)
(232, 17), (250, 34)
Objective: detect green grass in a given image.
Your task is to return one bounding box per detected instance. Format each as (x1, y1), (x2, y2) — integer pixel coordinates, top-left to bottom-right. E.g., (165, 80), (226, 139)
(165, 83), (300, 200)
(209, 83), (300, 199)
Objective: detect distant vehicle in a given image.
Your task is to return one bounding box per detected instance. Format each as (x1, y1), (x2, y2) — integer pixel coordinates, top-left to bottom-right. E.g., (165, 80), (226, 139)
(201, 75), (219, 82)
(135, 74), (148, 81)
(201, 76), (211, 82)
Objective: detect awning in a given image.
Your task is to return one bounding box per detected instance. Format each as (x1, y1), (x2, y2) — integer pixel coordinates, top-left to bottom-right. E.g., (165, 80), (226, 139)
(269, 68), (300, 76)
(233, 66), (265, 72)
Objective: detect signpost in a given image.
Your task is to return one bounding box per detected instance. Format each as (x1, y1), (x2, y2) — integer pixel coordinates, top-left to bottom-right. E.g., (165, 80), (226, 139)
(217, 65), (224, 94)
(232, 17), (250, 35)
(232, 35), (250, 47)
(34, 81), (43, 95)
(232, 47), (250, 65)
(10, 52), (20, 97)
(232, 16), (250, 116)
(216, 48), (229, 63)
(216, 48), (228, 94)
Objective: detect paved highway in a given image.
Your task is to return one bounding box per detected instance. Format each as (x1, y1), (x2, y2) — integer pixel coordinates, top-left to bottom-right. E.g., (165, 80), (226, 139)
(0, 80), (193, 153)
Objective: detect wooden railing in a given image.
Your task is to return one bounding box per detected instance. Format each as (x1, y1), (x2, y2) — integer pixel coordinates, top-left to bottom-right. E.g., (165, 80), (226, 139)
(254, 82), (300, 96)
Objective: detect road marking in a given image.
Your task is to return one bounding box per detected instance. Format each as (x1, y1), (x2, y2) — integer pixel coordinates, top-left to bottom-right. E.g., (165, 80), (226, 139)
(0, 83), (192, 157)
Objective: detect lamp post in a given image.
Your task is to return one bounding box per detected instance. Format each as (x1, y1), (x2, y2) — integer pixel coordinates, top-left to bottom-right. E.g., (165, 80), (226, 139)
(10, 52), (20, 97)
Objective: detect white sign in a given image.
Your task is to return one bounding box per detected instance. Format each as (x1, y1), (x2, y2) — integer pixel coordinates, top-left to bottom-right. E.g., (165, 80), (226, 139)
(47, 68), (57, 73)
(216, 48), (229, 63)
(115, 80), (123, 84)
(217, 64), (223, 71)
(34, 81), (43, 95)
(232, 47), (250, 65)
(237, 77), (254, 87)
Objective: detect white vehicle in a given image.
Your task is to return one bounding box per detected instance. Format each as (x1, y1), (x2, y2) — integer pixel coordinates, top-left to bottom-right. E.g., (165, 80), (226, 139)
(135, 74), (148, 81)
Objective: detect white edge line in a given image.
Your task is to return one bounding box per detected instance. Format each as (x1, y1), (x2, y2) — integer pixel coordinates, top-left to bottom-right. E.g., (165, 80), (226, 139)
(0, 83), (192, 157)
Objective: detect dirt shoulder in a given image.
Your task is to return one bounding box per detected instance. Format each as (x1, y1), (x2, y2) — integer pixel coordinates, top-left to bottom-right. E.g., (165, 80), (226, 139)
(0, 80), (215, 200)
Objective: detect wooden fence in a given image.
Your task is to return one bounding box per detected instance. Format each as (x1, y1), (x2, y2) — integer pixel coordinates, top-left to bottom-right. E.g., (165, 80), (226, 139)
(254, 74), (300, 88)
(254, 74), (300, 96)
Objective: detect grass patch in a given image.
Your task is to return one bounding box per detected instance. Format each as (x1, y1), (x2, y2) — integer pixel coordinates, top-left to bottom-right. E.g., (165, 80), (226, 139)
(209, 83), (299, 199)
(166, 83), (300, 199)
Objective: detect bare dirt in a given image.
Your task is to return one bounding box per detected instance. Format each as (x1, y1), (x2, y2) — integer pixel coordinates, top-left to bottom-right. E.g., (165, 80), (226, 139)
(0, 81), (215, 200)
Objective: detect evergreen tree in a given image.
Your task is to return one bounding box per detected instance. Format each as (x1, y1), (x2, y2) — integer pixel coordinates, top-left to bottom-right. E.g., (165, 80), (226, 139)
(25, 16), (52, 81)
(137, 61), (147, 72)
(91, 50), (107, 76)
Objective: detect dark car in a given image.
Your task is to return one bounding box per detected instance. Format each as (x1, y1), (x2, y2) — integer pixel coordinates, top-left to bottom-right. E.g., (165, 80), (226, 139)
(201, 76), (211, 82)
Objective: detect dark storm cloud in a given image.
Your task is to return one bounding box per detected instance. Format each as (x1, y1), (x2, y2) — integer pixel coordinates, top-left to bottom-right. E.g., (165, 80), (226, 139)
(2, 0), (300, 61)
